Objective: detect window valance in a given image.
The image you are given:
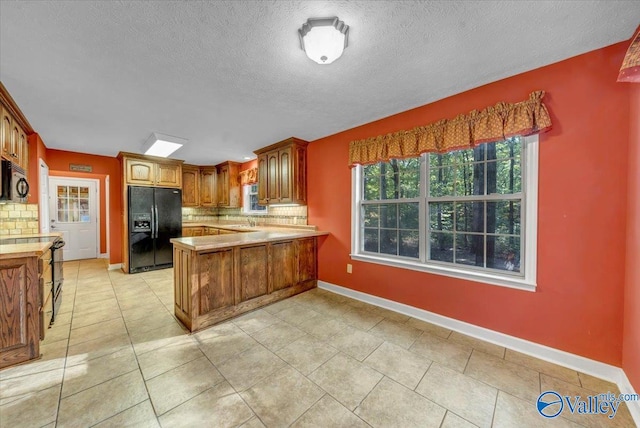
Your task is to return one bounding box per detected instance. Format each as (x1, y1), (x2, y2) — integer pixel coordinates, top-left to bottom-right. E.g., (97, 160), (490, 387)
(348, 91), (552, 166)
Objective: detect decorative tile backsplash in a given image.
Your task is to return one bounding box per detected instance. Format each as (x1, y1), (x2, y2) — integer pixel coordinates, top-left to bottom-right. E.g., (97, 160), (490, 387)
(183, 205), (308, 225)
(0, 203), (39, 235)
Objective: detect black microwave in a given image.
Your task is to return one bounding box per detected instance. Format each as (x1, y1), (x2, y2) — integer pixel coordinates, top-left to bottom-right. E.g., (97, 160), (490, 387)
(0, 159), (29, 203)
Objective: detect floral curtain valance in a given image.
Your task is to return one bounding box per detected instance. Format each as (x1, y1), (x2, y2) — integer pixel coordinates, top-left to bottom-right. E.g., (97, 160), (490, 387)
(239, 168), (258, 185)
(348, 91), (552, 166)
(618, 26), (640, 83)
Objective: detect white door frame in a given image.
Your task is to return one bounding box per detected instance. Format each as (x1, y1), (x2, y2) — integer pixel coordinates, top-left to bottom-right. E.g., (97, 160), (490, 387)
(49, 176), (101, 259)
(38, 158), (49, 233)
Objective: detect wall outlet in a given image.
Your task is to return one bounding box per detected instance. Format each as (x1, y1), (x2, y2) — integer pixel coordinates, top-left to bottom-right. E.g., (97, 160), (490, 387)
(346, 263), (353, 274)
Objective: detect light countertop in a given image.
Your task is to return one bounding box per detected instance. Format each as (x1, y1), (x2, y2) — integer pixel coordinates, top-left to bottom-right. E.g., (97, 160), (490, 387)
(171, 230), (328, 251)
(0, 233), (63, 259)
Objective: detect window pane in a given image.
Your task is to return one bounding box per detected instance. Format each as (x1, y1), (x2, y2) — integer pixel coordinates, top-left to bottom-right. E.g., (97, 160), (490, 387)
(379, 204), (397, 229)
(495, 138), (521, 161)
(363, 164), (380, 177)
(455, 233), (484, 267)
(429, 151), (458, 167)
(429, 202), (453, 232)
(57, 210), (68, 222)
(399, 230), (419, 258)
(69, 187), (79, 197)
(493, 159), (522, 194)
(429, 232), (453, 263)
(486, 236), (521, 272)
(57, 186), (68, 197)
(429, 166), (454, 197)
(488, 201), (521, 235)
(363, 229), (379, 253)
(456, 201), (484, 233)
(399, 203), (419, 230)
(400, 172), (420, 198)
(364, 176), (380, 200)
(363, 204), (380, 227)
(380, 229), (398, 255)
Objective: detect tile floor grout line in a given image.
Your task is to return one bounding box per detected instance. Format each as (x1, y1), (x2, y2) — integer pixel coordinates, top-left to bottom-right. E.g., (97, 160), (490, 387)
(86, 397), (149, 428)
(412, 359), (434, 392)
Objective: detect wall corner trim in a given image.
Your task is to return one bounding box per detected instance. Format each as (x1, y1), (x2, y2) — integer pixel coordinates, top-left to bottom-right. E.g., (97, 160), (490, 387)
(317, 280), (640, 425)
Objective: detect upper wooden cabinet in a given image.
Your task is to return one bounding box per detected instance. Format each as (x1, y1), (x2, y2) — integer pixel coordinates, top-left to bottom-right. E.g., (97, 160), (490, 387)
(118, 152), (183, 188)
(182, 165), (200, 207)
(254, 137), (308, 205)
(215, 161), (241, 208)
(1, 84), (33, 172)
(1, 104), (29, 170)
(200, 166), (217, 206)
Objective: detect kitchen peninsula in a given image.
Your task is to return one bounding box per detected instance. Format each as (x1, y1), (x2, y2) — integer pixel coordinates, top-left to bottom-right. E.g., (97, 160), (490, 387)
(170, 228), (328, 332)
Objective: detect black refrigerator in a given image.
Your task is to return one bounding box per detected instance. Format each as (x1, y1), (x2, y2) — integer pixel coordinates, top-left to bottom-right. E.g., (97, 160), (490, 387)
(128, 186), (182, 273)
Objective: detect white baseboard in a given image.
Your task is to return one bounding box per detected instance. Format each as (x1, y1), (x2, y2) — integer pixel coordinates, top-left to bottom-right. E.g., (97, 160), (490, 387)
(108, 263), (122, 271)
(318, 280), (640, 425)
(98, 253), (109, 259)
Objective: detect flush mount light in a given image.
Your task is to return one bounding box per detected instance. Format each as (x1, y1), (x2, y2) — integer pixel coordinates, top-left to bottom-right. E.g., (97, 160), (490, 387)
(298, 17), (349, 64)
(143, 132), (187, 158)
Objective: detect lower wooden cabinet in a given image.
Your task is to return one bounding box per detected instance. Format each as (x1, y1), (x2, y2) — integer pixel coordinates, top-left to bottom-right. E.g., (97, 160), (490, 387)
(173, 237), (317, 332)
(0, 257), (39, 369)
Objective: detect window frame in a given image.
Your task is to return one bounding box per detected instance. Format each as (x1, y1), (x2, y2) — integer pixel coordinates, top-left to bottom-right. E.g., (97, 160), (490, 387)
(350, 134), (538, 292)
(242, 183), (268, 215)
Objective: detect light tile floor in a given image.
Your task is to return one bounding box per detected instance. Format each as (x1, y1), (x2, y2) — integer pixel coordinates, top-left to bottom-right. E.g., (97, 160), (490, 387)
(0, 259), (636, 427)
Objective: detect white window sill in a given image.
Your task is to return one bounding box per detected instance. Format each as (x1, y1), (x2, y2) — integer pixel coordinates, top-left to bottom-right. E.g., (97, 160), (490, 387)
(350, 253), (536, 292)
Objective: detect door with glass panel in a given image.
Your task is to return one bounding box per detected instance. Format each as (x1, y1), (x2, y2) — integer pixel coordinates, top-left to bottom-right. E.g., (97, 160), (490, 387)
(48, 177), (98, 260)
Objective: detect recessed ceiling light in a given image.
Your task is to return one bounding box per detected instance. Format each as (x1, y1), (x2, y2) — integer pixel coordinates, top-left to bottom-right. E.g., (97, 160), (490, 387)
(243, 156), (253, 160)
(143, 132), (187, 158)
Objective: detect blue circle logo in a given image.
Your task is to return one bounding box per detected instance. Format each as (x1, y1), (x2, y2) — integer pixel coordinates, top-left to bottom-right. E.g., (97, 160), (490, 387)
(537, 391), (563, 418)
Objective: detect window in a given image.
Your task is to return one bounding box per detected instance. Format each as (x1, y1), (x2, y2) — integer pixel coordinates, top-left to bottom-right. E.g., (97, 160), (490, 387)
(243, 184), (267, 214)
(56, 185), (91, 222)
(352, 135), (538, 291)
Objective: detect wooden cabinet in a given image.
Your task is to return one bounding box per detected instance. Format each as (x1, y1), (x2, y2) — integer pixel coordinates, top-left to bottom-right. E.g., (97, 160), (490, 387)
(254, 137), (308, 205)
(1, 104), (29, 170)
(200, 167), (217, 206)
(119, 152), (183, 188)
(182, 165), (200, 207)
(172, 236), (319, 332)
(215, 161), (241, 208)
(0, 256), (39, 369)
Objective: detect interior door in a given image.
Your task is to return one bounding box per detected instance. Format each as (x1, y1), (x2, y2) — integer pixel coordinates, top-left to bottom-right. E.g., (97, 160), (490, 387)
(49, 177), (98, 261)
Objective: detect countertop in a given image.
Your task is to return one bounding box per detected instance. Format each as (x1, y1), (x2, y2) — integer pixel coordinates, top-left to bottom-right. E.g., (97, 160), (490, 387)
(0, 233), (63, 259)
(171, 229), (329, 251)
(182, 221), (317, 232)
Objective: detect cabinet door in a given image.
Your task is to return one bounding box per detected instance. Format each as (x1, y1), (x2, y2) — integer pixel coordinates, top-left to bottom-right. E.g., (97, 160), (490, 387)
(271, 241), (295, 291)
(200, 168), (217, 206)
(257, 154), (268, 205)
(198, 249), (234, 313)
(10, 122), (20, 163)
(0, 257), (39, 369)
(296, 238), (317, 284)
(267, 151), (279, 203)
(182, 167), (200, 207)
(125, 159), (155, 185)
(156, 163), (181, 188)
(1, 106), (12, 160)
(238, 245), (268, 301)
(217, 165), (229, 206)
(17, 126), (28, 170)
(278, 147), (292, 203)
(182, 227), (193, 237)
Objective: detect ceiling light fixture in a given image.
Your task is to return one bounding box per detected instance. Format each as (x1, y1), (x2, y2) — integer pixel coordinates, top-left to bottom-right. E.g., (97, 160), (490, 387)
(143, 132), (187, 158)
(298, 17), (349, 65)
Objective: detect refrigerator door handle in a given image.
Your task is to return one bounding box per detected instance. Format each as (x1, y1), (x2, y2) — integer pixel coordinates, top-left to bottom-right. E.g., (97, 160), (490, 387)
(150, 205), (155, 239)
(154, 204), (159, 239)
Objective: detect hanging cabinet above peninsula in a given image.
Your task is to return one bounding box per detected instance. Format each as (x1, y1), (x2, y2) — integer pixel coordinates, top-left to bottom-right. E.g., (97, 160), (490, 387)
(254, 137), (308, 206)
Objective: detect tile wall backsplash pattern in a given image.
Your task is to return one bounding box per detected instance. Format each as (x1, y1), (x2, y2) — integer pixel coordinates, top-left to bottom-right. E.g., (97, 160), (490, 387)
(0, 203), (39, 235)
(183, 206), (308, 226)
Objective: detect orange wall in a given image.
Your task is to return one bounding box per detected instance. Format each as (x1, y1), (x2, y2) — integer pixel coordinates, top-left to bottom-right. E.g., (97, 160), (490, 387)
(624, 84), (640, 391)
(46, 149), (122, 265)
(307, 42), (630, 365)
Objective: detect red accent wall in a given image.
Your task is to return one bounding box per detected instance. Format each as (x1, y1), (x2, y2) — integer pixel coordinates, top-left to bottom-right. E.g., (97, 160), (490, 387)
(624, 84), (640, 390)
(307, 42), (630, 365)
(45, 150), (122, 265)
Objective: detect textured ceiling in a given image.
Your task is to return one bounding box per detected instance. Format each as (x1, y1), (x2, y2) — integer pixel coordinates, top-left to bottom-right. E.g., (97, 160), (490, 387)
(1, 1), (639, 165)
